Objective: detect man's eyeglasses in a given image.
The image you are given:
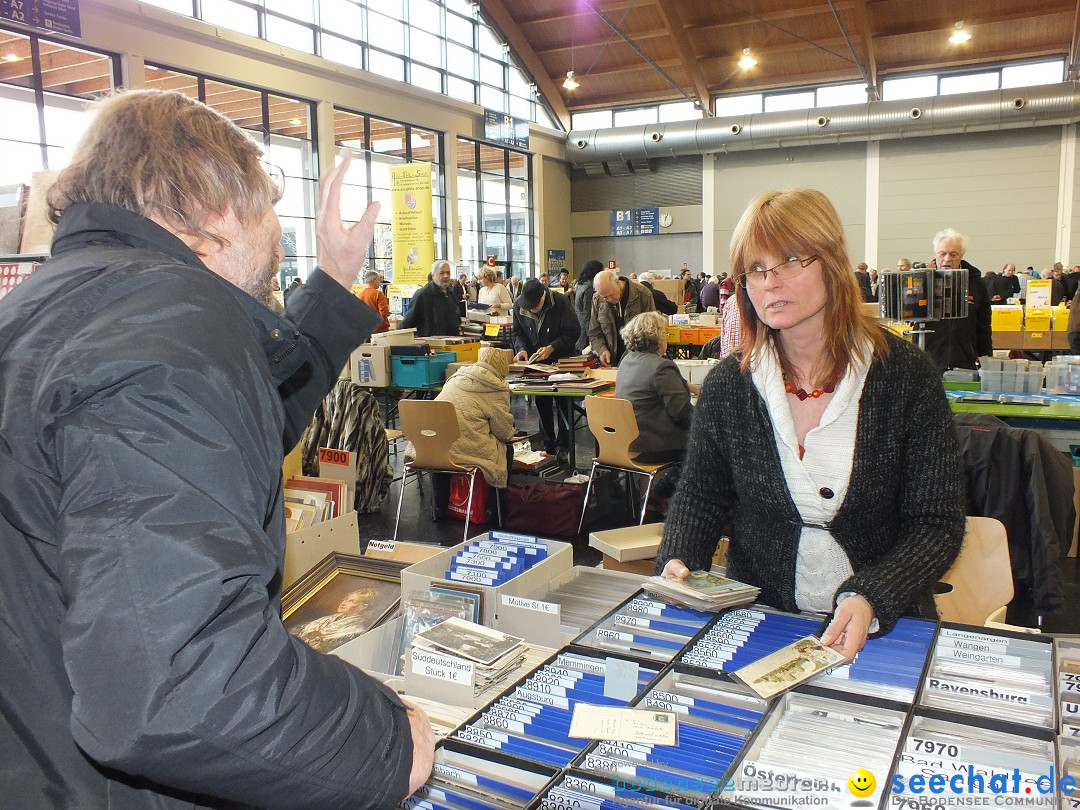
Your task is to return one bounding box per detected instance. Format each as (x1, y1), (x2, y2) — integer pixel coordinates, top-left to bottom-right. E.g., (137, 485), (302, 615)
(260, 161), (286, 196)
(739, 255), (818, 287)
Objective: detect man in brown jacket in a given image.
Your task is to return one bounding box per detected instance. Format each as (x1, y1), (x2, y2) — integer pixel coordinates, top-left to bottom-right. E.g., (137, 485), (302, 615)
(588, 270), (656, 366)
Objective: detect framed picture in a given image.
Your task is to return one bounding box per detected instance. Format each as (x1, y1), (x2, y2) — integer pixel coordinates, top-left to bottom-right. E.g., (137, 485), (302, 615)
(430, 583), (483, 624)
(283, 553), (405, 654)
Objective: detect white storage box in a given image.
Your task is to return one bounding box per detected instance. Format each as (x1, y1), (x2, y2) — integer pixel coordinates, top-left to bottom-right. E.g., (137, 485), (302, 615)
(674, 358), (718, 385)
(589, 522), (664, 562)
(371, 327), (417, 347)
(350, 344), (391, 387)
(400, 533), (572, 626)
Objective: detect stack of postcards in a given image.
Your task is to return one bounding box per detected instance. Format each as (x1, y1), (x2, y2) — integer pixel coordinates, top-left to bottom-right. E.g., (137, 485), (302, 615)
(642, 570), (759, 612)
(413, 618), (527, 695)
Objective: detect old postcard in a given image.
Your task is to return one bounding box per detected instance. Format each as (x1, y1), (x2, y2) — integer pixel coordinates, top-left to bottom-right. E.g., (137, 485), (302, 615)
(732, 636), (849, 699)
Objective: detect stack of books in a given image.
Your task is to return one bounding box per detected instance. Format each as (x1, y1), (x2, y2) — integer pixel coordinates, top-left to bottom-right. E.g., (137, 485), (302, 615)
(642, 570), (760, 612)
(283, 476), (347, 531)
(555, 355), (599, 371)
(413, 618), (527, 695)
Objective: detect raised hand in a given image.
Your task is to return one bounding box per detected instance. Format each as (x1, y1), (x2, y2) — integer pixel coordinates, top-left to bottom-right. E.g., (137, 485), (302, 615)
(316, 151), (382, 290)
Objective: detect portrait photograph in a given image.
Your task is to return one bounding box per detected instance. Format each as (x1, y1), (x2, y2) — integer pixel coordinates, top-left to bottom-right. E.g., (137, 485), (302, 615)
(283, 553), (405, 654)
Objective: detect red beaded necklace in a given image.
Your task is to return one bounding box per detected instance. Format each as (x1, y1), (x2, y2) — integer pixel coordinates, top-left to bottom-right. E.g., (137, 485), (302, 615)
(783, 378), (836, 401)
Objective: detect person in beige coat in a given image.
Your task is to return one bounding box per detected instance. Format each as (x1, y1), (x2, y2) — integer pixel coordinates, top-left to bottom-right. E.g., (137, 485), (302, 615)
(435, 346), (516, 488)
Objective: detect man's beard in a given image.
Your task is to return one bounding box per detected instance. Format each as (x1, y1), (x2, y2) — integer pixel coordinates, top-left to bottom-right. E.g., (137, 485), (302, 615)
(253, 253), (280, 308)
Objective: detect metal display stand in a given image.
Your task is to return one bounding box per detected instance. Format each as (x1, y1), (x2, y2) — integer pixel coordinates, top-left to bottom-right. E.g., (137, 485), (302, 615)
(878, 267), (969, 350)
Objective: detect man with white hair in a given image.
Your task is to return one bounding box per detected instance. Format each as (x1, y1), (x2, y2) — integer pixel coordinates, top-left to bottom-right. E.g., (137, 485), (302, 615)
(401, 259), (461, 337)
(922, 228), (992, 371)
(588, 269), (656, 366)
(637, 271), (678, 315)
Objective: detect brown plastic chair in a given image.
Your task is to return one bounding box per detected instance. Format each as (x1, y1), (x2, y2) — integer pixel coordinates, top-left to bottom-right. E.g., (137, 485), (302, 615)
(393, 399), (500, 544)
(577, 395), (678, 534)
(934, 516), (1013, 626)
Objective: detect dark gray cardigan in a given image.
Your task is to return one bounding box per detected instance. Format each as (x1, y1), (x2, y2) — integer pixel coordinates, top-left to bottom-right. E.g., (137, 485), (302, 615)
(655, 332), (966, 632)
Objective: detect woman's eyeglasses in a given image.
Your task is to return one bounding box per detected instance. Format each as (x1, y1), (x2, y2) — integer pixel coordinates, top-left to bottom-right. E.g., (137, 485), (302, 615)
(739, 255), (818, 287)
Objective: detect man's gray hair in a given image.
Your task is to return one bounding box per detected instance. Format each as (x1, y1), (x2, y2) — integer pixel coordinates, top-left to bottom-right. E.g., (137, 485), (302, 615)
(637, 272), (655, 284)
(364, 270), (380, 283)
(593, 269), (619, 290)
(431, 260), (452, 274)
(932, 228), (969, 255)
(620, 311), (668, 354)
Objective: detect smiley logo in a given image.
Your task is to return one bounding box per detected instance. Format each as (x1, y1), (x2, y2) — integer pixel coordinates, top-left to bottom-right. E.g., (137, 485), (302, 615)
(848, 769), (875, 797)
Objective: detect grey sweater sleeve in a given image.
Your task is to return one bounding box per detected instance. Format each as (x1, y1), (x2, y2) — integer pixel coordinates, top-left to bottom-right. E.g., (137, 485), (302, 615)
(655, 364), (738, 572)
(834, 347), (966, 631)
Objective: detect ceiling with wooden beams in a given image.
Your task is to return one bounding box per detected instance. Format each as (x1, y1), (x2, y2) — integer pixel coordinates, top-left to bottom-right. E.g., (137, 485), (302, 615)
(480, 0), (1080, 127)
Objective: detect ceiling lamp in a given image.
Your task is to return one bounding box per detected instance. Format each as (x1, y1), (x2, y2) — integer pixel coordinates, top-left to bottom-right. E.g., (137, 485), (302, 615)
(949, 21), (971, 44)
(3, 53), (19, 62)
(738, 48), (757, 69)
(563, 70), (580, 90)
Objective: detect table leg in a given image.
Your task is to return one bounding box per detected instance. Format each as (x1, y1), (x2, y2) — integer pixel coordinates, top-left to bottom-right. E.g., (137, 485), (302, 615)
(556, 398), (576, 470)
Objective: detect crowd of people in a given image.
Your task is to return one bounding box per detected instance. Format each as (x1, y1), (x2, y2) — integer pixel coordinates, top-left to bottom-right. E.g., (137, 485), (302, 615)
(0, 86), (1058, 810)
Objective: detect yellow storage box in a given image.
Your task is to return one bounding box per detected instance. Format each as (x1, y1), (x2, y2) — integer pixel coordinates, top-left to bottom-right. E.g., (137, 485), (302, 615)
(991, 306), (1022, 331)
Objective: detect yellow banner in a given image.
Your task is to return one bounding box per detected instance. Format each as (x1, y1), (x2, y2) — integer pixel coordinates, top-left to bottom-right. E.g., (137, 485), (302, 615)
(390, 163), (435, 287)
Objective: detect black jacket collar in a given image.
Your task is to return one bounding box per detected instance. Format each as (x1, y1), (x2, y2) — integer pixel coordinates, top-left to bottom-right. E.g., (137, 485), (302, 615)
(51, 203), (304, 384)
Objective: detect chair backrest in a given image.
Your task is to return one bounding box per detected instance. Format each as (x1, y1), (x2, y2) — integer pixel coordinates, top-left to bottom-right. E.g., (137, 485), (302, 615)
(584, 395), (641, 468)
(398, 399), (465, 471)
(934, 516), (1013, 626)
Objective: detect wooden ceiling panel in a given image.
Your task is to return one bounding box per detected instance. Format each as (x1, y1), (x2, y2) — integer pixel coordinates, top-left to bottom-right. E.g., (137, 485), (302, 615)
(480, 0), (1076, 118)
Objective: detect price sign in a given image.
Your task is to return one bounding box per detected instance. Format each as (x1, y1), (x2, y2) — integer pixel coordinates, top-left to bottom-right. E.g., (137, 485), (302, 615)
(318, 447), (356, 510)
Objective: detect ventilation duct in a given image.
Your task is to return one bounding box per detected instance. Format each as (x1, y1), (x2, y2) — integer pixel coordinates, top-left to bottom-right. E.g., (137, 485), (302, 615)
(565, 81), (1080, 167)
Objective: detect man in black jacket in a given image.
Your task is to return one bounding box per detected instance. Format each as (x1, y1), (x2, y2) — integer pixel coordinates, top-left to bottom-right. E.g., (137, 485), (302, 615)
(0, 90), (432, 810)
(638, 272), (678, 315)
(512, 278), (580, 461)
(401, 259), (461, 336)
(923, 228), (993, 371)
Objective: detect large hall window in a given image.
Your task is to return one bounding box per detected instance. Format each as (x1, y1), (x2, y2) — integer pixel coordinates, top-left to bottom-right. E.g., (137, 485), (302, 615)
(457, 136), (533, 279)
(0, 27), (120, 189)
(137, 0), (557, 128)
(143, 65), (319, 282)
(333, 107), (446, 283)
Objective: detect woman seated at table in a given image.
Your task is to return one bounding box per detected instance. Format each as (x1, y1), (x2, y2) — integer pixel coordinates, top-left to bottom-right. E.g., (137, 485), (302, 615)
(615, 311), (696, 468)
(655, 188), (965, 656)
(426, 346), (516, 519)
(477, 267), (514, 314)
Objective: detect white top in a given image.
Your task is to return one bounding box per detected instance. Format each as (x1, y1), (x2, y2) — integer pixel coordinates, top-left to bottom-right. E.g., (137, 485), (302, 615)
(751, 345), (872, 614)
(478, 283), (513, 312)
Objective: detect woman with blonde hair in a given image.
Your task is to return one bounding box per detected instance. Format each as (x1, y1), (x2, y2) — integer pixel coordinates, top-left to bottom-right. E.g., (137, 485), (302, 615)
(655, 188), (965, 655)
(477, 267), (513, 314)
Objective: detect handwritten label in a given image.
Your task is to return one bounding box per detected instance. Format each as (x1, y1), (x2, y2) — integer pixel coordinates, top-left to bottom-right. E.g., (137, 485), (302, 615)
(502, 594), (558, 614)
(410, 648), (475, 686)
